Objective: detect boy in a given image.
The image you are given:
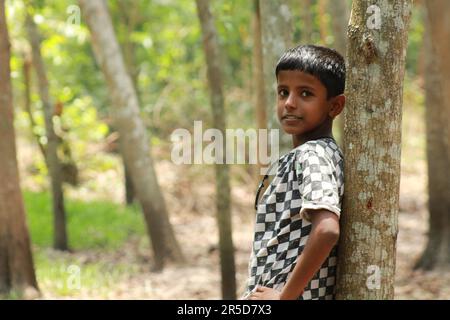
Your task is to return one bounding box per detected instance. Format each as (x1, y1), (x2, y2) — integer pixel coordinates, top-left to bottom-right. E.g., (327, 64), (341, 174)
(243, 45), (345, 300)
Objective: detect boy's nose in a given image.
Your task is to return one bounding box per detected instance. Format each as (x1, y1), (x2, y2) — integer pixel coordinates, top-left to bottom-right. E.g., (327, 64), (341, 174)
(285, 94), (297, 109)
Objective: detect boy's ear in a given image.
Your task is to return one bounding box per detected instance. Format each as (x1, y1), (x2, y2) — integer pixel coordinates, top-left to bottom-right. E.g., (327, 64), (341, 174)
(329, 94), (345, 118)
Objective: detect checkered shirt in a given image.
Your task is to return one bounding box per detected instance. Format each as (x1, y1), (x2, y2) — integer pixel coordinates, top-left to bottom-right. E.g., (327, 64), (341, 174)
(243, 137), (344, 300)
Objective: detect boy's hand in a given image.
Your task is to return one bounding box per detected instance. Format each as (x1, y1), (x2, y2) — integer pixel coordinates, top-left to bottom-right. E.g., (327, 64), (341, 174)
(248, 286), (281, 300)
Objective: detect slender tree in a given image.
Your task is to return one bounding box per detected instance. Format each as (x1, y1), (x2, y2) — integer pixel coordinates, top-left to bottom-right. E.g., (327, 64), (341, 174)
(195, 0), (236, 300)
(252, 0), (267, 177)
(78, 0), (184, 270)
(336, 0), (413, 299)
(317, 0), (329, 44)
(415, 0), (450, 270)
(26, 9), (68, 251)
(301, 0), (313, 44)
(328, 0), (350, 146)
(259, 0), (294, 153)
(329, 0), (350, 56)
(22, 52), (46, 158)
(0, 0), (39, 296)
(116, 0), (143, 205)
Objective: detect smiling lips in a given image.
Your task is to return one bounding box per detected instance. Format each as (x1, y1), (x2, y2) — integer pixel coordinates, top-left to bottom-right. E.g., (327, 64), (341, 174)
(282, 114), (302, 120)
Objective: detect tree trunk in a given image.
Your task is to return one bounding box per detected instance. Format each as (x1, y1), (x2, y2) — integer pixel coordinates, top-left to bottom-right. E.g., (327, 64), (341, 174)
(425, 1), (450, 100)
(124, 161), (135, 205)
(116, 0), (141, 205)
(117, 0), (141, 101)
(0, 0), (39, 295)
(415, 1), (426, 83)
(26, 12), (68, 251)
(336, 0), (413, 299)
(79, 0), (184, 270)
(195, 0), (236, 300)
(415, 1), (450, 269)
(252, 0), (267, 178)
(318, 0), (329, 44)
(301, 0), (313, 44)
(328, 0), (350, 147)
(259, 0), (294, 154)
(328, 0), (349, 56)
(23, 53), (46, 158)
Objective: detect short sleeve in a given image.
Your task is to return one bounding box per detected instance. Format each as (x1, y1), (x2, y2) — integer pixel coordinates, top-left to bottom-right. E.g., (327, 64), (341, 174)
(295, 149), (342, 222)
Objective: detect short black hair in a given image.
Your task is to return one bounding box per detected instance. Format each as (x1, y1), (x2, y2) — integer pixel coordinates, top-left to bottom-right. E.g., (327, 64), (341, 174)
(275, 45), (346, 99)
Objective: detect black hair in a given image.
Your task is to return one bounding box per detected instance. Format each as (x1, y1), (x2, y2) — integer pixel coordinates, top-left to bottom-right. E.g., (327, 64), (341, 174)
(275, 45), (346, 99)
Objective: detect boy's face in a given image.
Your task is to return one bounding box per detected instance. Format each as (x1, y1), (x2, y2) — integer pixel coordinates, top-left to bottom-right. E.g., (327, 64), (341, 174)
(276, 70), (342, 136)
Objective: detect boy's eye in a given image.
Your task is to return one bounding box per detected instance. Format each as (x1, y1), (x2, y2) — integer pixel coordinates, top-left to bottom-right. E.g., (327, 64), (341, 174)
(278, 89), (289, 98)
(300, 90), (313, 97)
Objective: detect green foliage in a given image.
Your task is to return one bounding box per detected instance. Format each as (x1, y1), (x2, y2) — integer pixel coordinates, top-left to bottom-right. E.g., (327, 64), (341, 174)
(6, 0), (426, 189)
(8, 0), (426, 131)
(406, 4), (425, 76)
(15, 97), (112, 189)
(24, 191), (145, 249)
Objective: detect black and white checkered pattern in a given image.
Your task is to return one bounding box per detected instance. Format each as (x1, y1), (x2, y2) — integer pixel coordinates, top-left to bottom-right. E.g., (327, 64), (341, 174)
(243, 137), (344, 300)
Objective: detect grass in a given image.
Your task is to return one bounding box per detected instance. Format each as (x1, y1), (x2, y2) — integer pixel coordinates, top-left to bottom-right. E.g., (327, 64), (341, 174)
(20, 191), (147, 298)
(32, 248), (138, 298)
(23, 191), (146, 250)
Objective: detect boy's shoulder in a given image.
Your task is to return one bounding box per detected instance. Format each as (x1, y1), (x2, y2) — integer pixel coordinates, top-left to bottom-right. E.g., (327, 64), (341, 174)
(293, 138), (343, 165)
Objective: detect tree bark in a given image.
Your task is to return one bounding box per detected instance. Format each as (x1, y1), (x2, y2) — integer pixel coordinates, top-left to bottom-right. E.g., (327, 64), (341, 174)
(195, 0), (236, 300)
(79, 0), (184, 270)
(415, 1), (450, 269)
(328, 0), (350, 147)
(301, 0), (313, 44)
(329, 0), (349, 56)
(252, 0), (267, 178)
(124, 161), (135, 205)
(260, 0), (293, 154)
(336, 0), (413, 299)
(26, 11), (68, 251)
(318, 0), (329, 44)
(116, 0), (141, 205)
(0, 0), (39, 295)
(23, 53), (46, 158)
(425, 1), (450, 102)
(117, 0), (141, 101)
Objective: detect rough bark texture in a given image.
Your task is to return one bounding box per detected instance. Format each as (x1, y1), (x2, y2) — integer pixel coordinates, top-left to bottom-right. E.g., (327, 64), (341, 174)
(336, 0), (413, 299)
(195, 0), (236, 300)
(0, 0), (39, 295)
(26, 12), (68, 251)
(79, 0), (184, 270)
(415, 1), (450, 269)
(252, 0), (267, 177)
(260, 0), (293, 153)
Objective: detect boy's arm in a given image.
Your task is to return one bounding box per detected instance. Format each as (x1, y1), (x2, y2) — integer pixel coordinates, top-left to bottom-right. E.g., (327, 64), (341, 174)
(279, 209), (339, 300)
(248, 209), (339, 300)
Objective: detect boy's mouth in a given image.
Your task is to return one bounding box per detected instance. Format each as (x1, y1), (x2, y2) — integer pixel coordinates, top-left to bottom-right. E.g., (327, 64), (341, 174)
(281, 114), (302, 120)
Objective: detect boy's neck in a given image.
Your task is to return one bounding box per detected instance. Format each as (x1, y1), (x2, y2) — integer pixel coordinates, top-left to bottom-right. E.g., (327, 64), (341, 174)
(292, 126), (333, 148)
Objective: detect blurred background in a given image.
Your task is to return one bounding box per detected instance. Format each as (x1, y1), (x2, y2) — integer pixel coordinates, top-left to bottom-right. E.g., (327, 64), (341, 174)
(1, 0), (448, 299)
